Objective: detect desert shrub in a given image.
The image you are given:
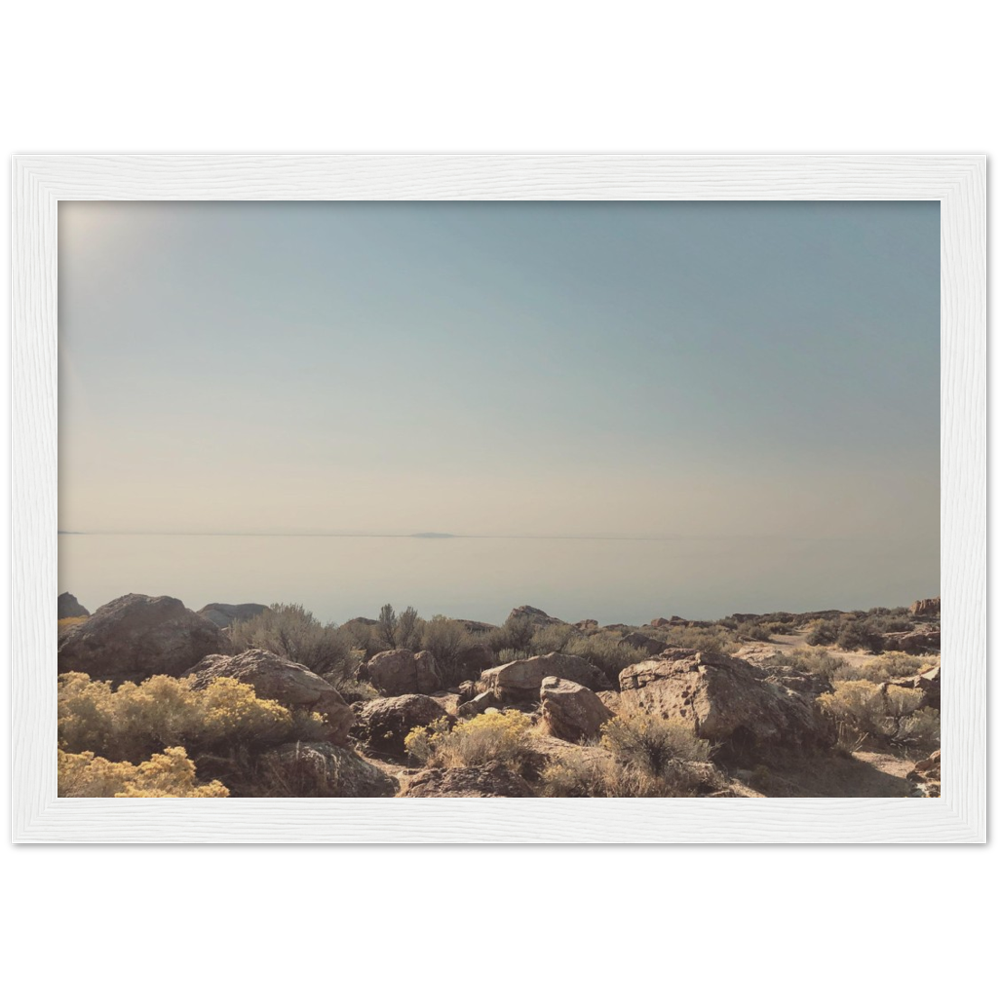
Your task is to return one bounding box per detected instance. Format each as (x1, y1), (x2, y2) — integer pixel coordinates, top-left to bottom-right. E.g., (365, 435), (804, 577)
(404, 710), (533, 773)
(540, 714), (716, 798)
(58, 616), (88, 636)
(661, 625), (737, 656)
(816, 679), (885, 741)
(495, 647), (530, 665)
(58, 747), (229, 798)
(376, 603), (398, 648)
(866, 614), (911, 635)
(896, 708), (940, 747)
(867, 651), (931, 678)
(58, 672), (324, 764)
(806, 621), (840, 646)
(734, 622), (775, 642)
(530, 623), (576, 655)
(396, 606), (422, 650)
(768, 647), (848, 681)
(494, 649), (531, 664)
(536, 751), (677, 797)
(419, 615), (474, 685)
(332, 677), (380, 704)
(817, 679), (937, 749)
(337, 619), (387, 659)
(601, 712), (711, 776)
(832, 652), (929, 684)
(484, 614), (538, 656)
(229, 603), (354, 681)
(563, 634), (648, 684)
(836, 620), (883, 653)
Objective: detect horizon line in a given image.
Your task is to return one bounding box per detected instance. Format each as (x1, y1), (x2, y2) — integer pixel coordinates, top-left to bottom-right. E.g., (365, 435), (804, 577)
(58, 530), (898, 543)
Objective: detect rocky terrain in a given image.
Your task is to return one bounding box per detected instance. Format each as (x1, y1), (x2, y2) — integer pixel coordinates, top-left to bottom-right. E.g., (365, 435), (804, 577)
(56, 593), (941, 799)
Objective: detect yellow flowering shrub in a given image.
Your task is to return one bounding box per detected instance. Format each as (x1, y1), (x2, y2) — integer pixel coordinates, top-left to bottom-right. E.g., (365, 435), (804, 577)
(58, 672), (324, 763)
(404, 710), (533, 771)
(58, 747), (229, 797)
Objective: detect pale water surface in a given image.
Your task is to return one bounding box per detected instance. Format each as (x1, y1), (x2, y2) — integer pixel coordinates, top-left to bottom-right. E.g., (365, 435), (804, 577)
(59, 534), (939, 625)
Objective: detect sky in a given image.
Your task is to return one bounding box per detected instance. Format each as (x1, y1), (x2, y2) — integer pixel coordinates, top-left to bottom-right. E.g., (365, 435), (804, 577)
(59, 200), (940, 543)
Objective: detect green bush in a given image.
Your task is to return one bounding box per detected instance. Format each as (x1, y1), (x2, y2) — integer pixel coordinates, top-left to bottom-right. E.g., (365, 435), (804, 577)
(484, 614), (538, 656)
(734, 622), (775, 642)
(58, 746), (229, 798)
(563, 634), (648, 685)
(337, 619), (387, 659)
(229, 603), (354, 681)
(419, 615), (474, 685)
(530, 623), (576, 655)
(836, 620), (883, 653)
(806, 621), (839, 646)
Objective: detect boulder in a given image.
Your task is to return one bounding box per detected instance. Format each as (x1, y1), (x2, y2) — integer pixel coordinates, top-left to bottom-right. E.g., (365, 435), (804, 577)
(58, 593), (226, 684)
(185, 648), (354, 746)
(197, 602), (268, 628)
(507, 605), (567, 629)
(881, 628), (941, 653)
(362, 648), (441, 696)
(910, 597), (941, 618)
(254, 742), (398, 797)
(455, 643), (494, 680)
(457, 690), (501, 719)
(58, 592), (89, 618)
(649, 617), (671, 628)
(619, 632), (668, 656)
(481, 652), (611, 703)
(455, 619), (497, 635)
(540, 676), (613, 742)
(354, 694), (449, 756)
(618, 648), (834, 754)
(574, 619), (599, 632)
(888, 664), (941, 711)
(403, 760), (534, 798)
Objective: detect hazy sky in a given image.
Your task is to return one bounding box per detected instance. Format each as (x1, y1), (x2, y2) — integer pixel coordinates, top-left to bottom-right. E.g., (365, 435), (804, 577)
(59, 200), (939, 542)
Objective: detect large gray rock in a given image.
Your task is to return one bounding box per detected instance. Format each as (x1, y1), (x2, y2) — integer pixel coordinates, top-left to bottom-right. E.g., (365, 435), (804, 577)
(619, 632), (668, 656)
(618, 648), (834, 754)
(58, 593), (89, 618)
(197, 602), (268, 628)
(482, 652), (611, 703)
(507, 605), (567, 630)
(354, 694), (449, 756)
(185, 648), (354, 746)
(540, 676), (613, 742)
(403, 761), (533, 798)
(254, 742), (398, 797)
(58, 593), (226, 684)
(362, 648), (441, 696)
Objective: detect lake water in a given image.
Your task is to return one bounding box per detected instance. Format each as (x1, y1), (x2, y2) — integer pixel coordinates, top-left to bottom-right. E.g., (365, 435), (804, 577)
(58, 533), (939, 625)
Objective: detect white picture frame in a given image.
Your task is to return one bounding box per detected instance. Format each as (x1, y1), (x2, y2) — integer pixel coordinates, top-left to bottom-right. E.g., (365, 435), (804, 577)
(12, 154), (986, 843)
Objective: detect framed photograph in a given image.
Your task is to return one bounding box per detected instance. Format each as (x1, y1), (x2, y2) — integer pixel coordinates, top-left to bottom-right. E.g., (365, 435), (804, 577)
(12, 154), (986, 842)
